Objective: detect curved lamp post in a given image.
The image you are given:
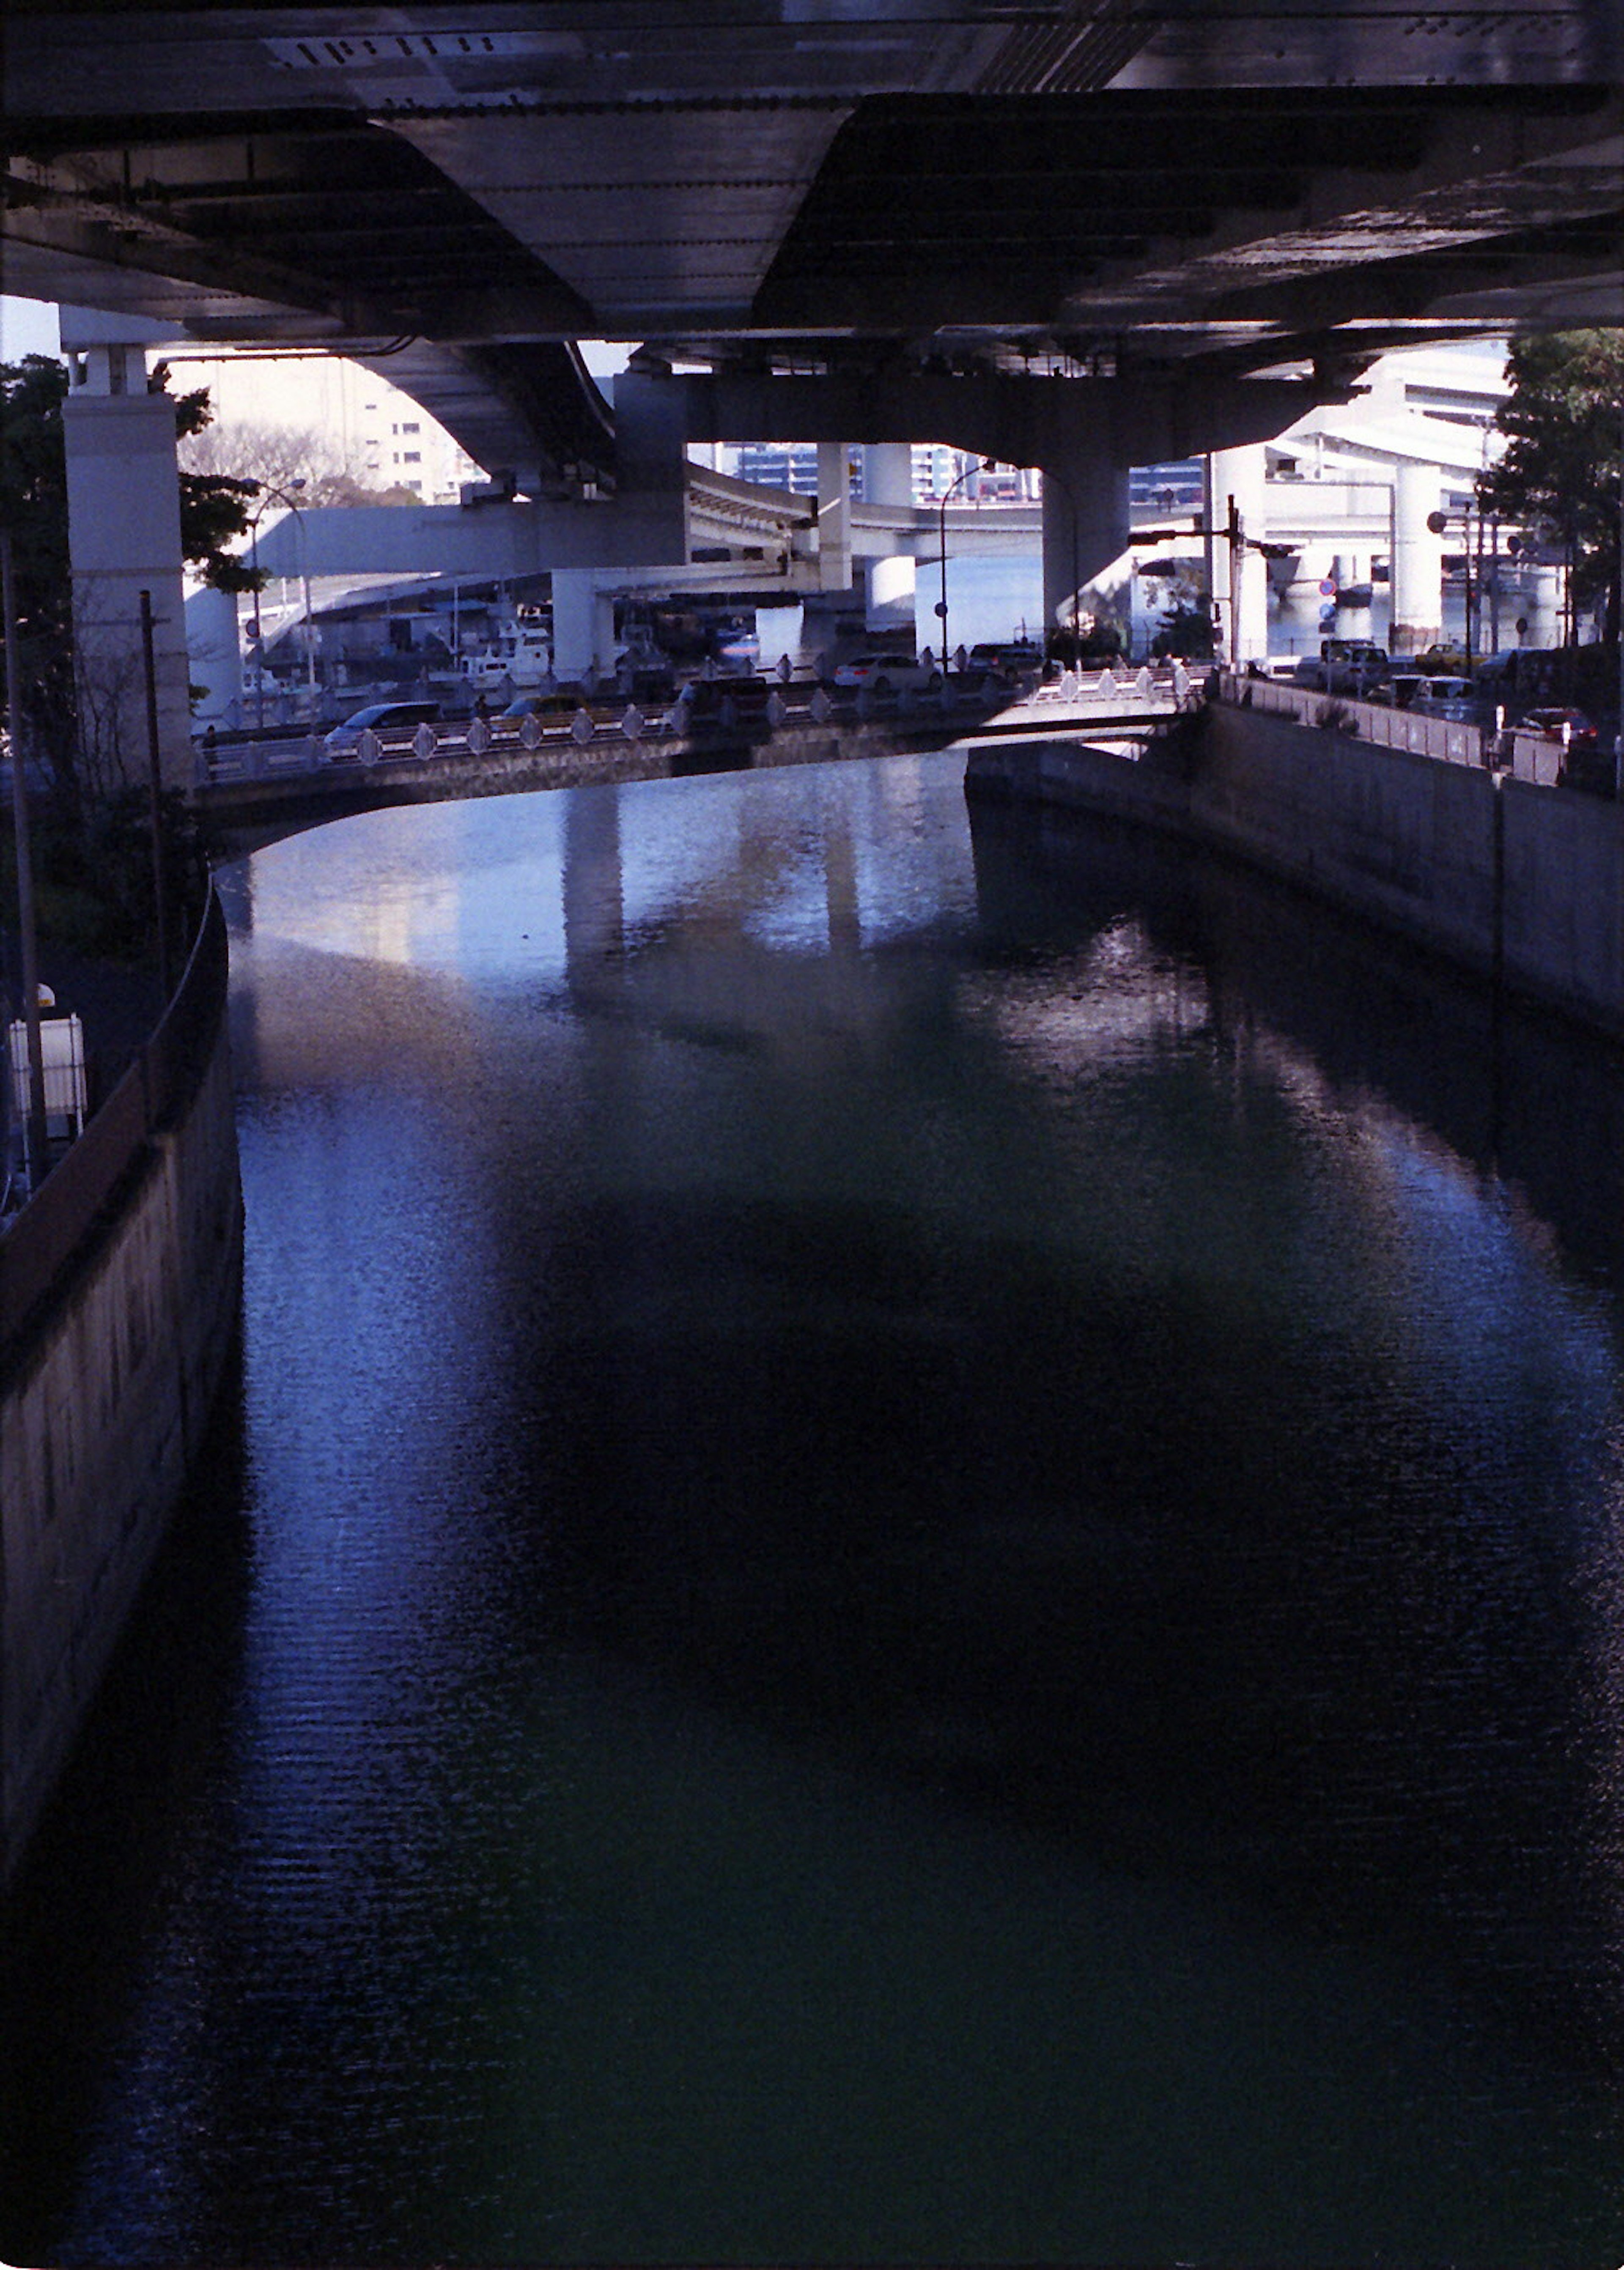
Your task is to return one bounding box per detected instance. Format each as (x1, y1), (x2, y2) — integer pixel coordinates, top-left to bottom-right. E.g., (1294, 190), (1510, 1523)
(935, 457), (993, 672)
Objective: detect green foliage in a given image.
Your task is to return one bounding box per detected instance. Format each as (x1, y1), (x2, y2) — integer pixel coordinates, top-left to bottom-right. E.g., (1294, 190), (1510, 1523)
(1046, 620), (1123, 665)
(170, 381), (266, 594)
(1478, 331), (1622, 641)
(1, 356), (80, 793)
(2, 789), (208, 961)
(1151, 598), (1216, 659)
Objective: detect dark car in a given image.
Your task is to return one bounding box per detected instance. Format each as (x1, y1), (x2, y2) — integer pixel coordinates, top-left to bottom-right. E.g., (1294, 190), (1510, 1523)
(1519, 706), (1598, 749)
(680, 674), (774, 728)
(500, 692), (579, 720)
(324, 699), (440, 756)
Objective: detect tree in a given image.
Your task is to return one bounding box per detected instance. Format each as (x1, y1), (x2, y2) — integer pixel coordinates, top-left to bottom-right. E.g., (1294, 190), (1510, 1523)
(176, 408), (421, 506)
(1477, 331), (1623, 644)
(1, 355), (262, 801)
(172, 384), (264, 593)
(0, 356), (80, 793)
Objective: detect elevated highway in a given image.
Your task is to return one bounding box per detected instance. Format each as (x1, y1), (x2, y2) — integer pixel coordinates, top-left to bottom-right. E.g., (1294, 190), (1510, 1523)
(4, 1), (1618, 773)
(6, 3), (1619, 491)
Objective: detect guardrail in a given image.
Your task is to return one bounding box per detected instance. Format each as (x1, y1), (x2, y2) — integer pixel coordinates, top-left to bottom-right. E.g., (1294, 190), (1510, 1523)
(194, 662), (1199, 790)
(1216, 671), (1487, 768)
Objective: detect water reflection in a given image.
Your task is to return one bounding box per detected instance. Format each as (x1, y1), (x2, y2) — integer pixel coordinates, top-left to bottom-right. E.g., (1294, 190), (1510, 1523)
(5, 753), (1624, 2268)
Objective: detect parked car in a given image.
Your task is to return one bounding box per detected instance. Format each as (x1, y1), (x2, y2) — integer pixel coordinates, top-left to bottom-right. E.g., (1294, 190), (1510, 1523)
(1518, 706), (1598, 751)
(679, 674), (774, 727)
(1292, 639), (1387, 693)
(324, 699), (440, 756)
(829, 652), (941, 693)
(968, 639), (1041, 674)
(1409, 677), (1478, 723)
(500, 691), (579, 721)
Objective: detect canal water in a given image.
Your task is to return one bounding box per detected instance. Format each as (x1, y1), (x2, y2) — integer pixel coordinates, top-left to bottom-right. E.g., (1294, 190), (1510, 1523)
(7, 748), (1624, 2267)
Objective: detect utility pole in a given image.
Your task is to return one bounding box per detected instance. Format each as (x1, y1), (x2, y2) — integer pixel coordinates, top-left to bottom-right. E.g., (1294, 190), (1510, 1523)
(2, 528), (49, 1187)
(139, 589), (170, 992)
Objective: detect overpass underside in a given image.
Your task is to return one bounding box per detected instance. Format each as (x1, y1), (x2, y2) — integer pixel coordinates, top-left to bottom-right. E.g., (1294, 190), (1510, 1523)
(3, 2), (1619, 770)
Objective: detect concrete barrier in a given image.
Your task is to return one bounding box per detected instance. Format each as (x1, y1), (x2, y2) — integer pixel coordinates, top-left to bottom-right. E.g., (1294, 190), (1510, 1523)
(966, 702), (1624, 1042)
(1, 893), (244, 1886)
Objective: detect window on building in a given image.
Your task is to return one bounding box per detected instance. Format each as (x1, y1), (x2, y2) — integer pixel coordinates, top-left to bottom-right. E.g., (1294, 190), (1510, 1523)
(403, 451), (421, 464)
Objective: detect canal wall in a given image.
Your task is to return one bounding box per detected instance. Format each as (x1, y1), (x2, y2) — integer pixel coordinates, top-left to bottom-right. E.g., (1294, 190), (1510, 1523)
(1, 894), (243, 1887)
(965, 704), (1624, 1040)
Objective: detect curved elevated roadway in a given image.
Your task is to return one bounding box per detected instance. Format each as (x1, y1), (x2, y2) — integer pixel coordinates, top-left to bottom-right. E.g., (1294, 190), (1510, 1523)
(3, 2), (1619, 493)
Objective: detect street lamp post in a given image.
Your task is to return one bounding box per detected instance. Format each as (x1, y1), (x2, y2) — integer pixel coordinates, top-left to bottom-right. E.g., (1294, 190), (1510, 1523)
(935, 457), (993, 673)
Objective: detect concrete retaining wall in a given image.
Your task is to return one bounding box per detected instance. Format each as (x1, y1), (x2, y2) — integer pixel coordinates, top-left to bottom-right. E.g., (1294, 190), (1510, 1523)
(1, 896), (243, 1886)
(1499, 773), (1624, 1033)
(966, 704), (1624, 1039)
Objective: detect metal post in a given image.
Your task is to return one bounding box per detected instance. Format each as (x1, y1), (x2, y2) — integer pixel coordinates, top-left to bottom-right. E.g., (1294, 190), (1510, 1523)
(1489, 515), (1501, 657)
(139, 589), (170, 992)
(250, 499), (265, 729)
(296, 505), (315, 699)
(2, 528), (49, 1184)
(1070, 493), (1080, 655)
(938, 481), (949, 670)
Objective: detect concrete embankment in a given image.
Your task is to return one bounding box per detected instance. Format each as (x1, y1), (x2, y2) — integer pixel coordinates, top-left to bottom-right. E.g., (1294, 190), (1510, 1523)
(966, 703), (1624, 1042)
(1, 894), (243, 1887)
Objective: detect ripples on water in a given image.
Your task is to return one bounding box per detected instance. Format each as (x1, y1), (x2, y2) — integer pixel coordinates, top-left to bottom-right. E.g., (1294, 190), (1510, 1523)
(6, 750), (1624, 2267)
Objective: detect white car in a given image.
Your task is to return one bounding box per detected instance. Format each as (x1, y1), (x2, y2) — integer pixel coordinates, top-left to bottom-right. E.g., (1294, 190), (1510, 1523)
(1410, 677), (1478, 723)
(829, 652), (941, 693)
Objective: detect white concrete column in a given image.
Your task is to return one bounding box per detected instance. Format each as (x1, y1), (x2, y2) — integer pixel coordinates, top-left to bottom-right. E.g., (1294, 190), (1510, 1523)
(1207, 444), (1270, 666)
(863, 443), (916, 635)
(817, 439), (852, 594)
(1040, 449), (1131, 642)
(1391, 460), (1443, 654)
(551, 571), (616, 684)
(184, 584), (244, 727)
(59, 311), (191, 788)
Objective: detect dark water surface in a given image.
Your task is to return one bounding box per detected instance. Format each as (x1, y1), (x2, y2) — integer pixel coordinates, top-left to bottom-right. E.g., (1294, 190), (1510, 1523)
(8, 749), (1624, 2266)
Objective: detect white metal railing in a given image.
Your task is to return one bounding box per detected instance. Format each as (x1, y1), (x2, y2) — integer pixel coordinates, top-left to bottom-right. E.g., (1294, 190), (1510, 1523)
(1215, 670), (1487, 769)
(193, 663), (1198, 789)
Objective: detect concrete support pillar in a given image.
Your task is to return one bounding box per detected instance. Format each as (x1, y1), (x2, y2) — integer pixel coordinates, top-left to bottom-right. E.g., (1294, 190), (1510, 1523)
(1391, 460), (1443, 653)
(609, 370), (690, 566)
(552, 571), (616, 684)
(1207, 444), (1270, 666)
(817, 439), (852, 594)
(863, 443), (916, 634)
(1040, 449), (1131, 642)
(59, 312), (191, 788)
(184, 584), (244, 728)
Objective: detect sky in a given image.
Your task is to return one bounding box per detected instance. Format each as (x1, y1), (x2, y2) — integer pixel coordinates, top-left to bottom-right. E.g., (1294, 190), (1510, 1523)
(1, 297), (62, 361)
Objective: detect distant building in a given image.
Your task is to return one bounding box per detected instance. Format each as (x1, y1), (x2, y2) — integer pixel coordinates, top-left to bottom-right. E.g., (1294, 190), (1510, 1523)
(160, 348), (483, 502)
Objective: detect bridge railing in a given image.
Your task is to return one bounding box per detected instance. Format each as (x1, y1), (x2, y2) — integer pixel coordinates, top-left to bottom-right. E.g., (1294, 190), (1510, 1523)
(193, 662), (1199, 790)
